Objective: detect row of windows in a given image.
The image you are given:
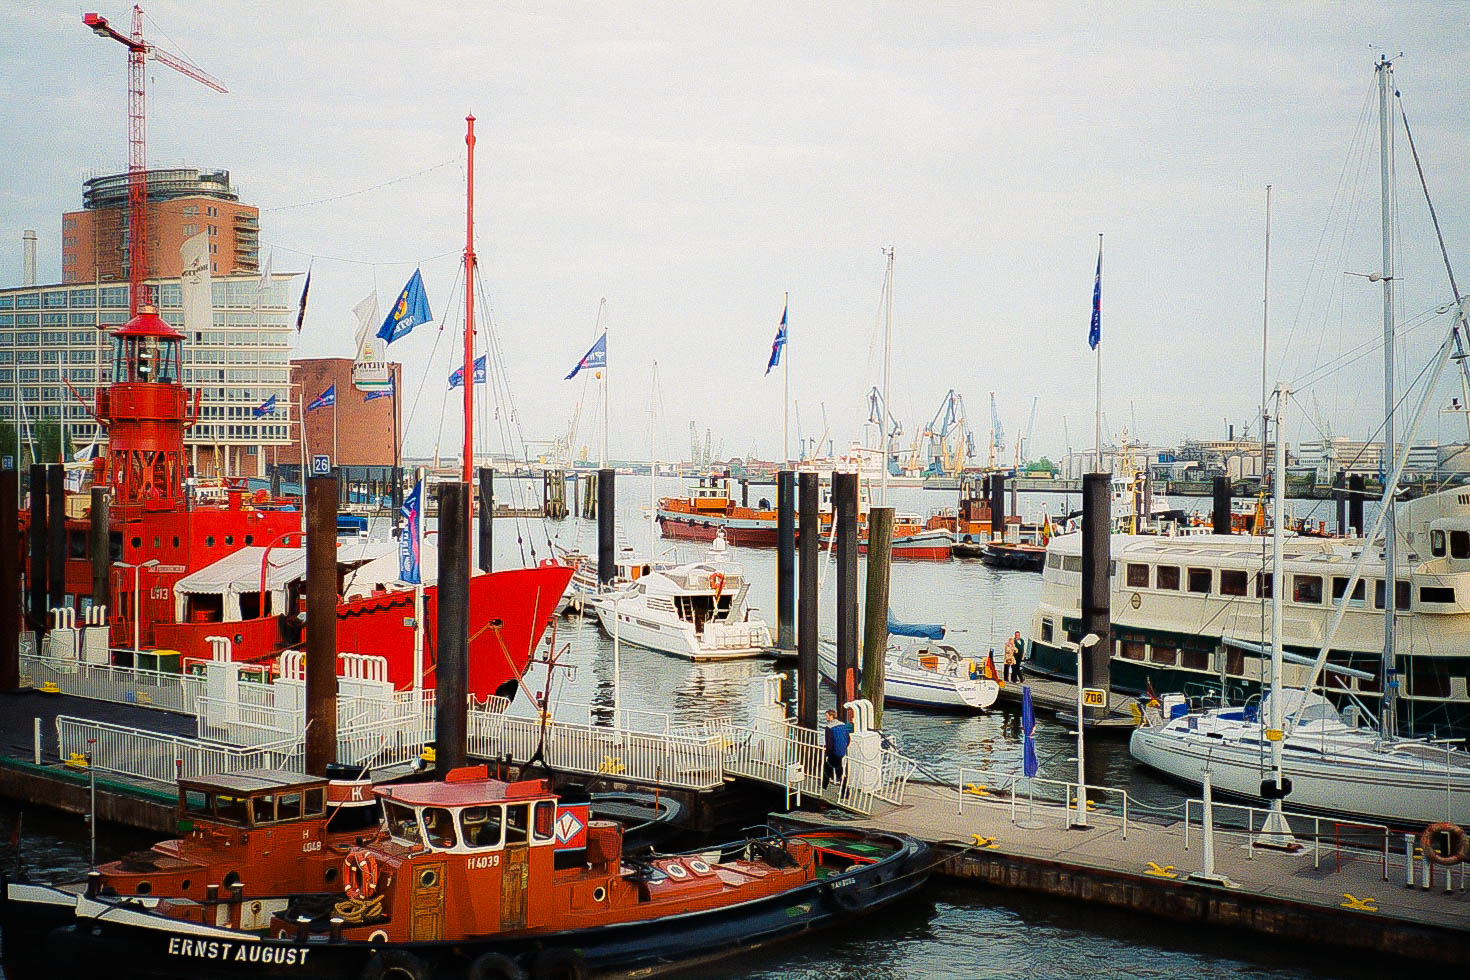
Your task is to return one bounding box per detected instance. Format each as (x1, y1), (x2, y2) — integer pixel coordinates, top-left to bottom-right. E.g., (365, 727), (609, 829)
(1122, 560), (1420, 610)
(0, 281), (291, 311)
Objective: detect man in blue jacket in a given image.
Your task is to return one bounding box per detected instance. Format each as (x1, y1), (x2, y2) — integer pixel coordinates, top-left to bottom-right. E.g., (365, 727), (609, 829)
(823, 708), (852, 790)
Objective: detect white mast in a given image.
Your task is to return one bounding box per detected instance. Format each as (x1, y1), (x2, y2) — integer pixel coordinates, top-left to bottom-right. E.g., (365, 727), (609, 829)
(1261, 186), (1271, 501)
(1377, 56), (1399, 738)
(880, 247), (894, 505)
(1261, 383), (1296, 847)
(597, 298), (608, 469)
(783, 292), (790, 468)
(412, 465), (425, 694)
(649, 361), (658, 557)
(1094, 234), (1103, 472)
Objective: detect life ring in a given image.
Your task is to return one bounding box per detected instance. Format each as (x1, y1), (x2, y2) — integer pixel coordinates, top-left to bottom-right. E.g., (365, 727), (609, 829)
(709, 572), (726, 600)
(343, 849), (380, 900)
(1420, 822), (1467, 867)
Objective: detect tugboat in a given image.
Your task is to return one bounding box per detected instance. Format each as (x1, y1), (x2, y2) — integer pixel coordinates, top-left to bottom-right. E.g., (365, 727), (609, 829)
(17, 765), (931, 979)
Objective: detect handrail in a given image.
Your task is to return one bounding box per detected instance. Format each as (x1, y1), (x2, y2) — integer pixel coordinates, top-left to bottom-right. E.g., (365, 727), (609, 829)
(956, 765), (1131, 838)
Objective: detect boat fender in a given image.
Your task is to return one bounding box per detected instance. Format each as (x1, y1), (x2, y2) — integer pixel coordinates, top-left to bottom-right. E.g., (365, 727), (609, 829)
(1420, 823), (1468, 867)
(360, 949), (431, 980)
(527, 946), (586, 980)
(468, 951), (528, 980)
(343, 849), (380, 900)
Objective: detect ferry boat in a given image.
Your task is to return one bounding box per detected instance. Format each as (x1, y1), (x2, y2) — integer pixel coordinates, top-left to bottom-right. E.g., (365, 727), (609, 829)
(1025, 485), (1470, 738)
(11, 767), (931, 979)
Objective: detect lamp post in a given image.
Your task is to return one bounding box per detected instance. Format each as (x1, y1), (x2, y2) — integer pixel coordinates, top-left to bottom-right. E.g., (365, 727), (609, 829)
(113, 558), (160, 652)
(1074, 632), (1101, 829)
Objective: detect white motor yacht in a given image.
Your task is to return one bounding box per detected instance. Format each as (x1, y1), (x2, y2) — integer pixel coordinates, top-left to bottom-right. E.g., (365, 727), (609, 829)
(817, 618), (1000, 711)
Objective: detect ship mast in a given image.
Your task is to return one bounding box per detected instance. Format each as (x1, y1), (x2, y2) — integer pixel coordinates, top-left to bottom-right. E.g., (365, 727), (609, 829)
(463, 114), (477, 488)
(1377, 57), (1398, 738)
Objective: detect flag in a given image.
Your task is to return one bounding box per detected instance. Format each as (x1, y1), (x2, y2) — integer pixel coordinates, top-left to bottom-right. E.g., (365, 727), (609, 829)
(449, 354), (487, 389)
(1088, 240), (1101, 350)
(295, 264), (312, 331)
(565, 333), (607, 380)
(399, 480), (422, 584)
(1021, 685), (1038, 778)
(983, 651), (999, 682)
(765, 300), (787, 375)
(179, 231), (212, 335)
(352, 291), (392, 392)
(364, 376), (395, 401)
(257, 249), (274, 294)
(252, 394), (278, 417)
(307, 385), (336, 412)
(377, 269), (433, 344)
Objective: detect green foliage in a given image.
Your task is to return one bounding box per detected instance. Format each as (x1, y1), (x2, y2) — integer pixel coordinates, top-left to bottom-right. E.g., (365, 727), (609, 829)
(0, 419), (75, 469)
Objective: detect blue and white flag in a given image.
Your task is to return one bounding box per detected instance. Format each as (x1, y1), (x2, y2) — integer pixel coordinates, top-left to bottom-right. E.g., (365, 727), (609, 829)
(252, 394), (278, 417)
(1088, 240), (1101, 351)
(399, 480), (422, 584)
(1021, 685), (1038, 778)
(766, 300), (787, 376)
(565, 333), (607, 380)
(307, 384), (336, 412)
(449, 354), (487, 389)
(364, 376), (395, 401)
(377, 269), (433, 344)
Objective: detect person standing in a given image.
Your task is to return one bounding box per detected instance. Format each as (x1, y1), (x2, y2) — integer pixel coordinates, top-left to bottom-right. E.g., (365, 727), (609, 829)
(822, 708), (852, 791)
(1012, 630), (1026, 681)
(1003, 634), (1019, 683)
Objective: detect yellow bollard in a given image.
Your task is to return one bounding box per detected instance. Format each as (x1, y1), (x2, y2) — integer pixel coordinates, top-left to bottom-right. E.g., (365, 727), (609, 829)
(1144, 862), (1178, 878)
(1340, 894), (1378, 912)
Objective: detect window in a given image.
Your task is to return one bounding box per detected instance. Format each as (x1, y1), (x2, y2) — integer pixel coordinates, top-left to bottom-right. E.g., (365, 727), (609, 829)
(533, 801), (556, 843)
(1254, 571), (1273, 598)
(1040, 618), (1054, 643)
(1454, 531), (1470, 559)
(1126, 563), (1149, 588)
(252, 795), (276, 824)
(1373, 580), (1411, 611)
(1421, 586), (1456, 604)
(1149, 645), (1178, 665)
(504, 804), (529, 845)
(1187, 568), (1211, 594)
(1409, 662), (1451, 698)
(1293, 575), (1323, 604)
(1432, 530), (1446, 557)
(1331, 577), (1366, 606)
(1061, 555), (1082, 573)
(1156, 566), (1180, 591)
(422, 807), (457, 849)
(459, 806), (503, 849)
(384, 801), (424, 847)
(1121, 640), (1146, 661)
(1220, 570), (1247, 596)
(1180, 649), (1210, 671)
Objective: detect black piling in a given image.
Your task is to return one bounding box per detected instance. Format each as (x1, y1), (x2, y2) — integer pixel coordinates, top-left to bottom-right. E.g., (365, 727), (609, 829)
(89, 487), (110, 614)
(860, 506), (894, 728)
(477, 466), (494, 574)
(1081, 472), (1112, 718)
(47, 464), (64, 612)
(797, 472), (820, 729)
(1348, 474), (1365, 536)
(269, 464), (282, 499)
(304, 475), (339, 777)
(0, 470), (17, 691)
(741, 479), (749, 508)
(833, 471), (859, 709)
(435, 481), (470, 773)
(776, 470), (796, 652)
(27, 465), (46, 639)
(990, 472), (1006, 541)
(1333, 470), (1346, 536)
(597, 467), (615, 585)
(1211, 475), (1231, 535)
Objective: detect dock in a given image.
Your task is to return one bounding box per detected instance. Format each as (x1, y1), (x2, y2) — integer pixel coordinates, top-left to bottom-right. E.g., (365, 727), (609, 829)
(784, 779), (1470, 966)
(995, 675), (1140, 731)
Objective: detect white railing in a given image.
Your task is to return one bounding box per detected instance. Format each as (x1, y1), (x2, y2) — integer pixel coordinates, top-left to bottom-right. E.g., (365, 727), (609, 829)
(57, 715), (302, 785)
(956, 766), (1132, 838)
(1182, 797), (1389, 878)
(22, 655), (204, 715)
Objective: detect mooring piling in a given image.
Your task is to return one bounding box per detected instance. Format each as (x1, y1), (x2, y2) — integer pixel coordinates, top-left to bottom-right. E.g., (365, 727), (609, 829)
(797, 471), (819, 728)
(776, 469), (796, 652)
(861, 505), (894, 727)
(304, 473), (340, 776)
(834, 470), (859, 708)
(435, 480), (470, 773)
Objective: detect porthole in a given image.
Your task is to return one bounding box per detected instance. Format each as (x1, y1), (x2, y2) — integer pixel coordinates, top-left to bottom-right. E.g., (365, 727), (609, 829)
(419, 868), (438, 888)
(368, 929), (388, 944)
(592, 886), (607, 902)
(664, 862), (688, 879)
(180, 879), (191, 891)
(324, 867), (337, 883)
(205, 536), (215, 547)
(244, 534), (253, 545)
(135, 881), (151, 895)
(222, 870), (241, 889)
(130, 536), (142, 549)
(688, 859), (711, 875)
(172, 536), (180, 548)
(224, 535), (234, 546)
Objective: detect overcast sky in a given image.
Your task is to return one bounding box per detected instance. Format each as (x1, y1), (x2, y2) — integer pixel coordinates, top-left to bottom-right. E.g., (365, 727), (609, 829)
(3, 2), (1469, 463)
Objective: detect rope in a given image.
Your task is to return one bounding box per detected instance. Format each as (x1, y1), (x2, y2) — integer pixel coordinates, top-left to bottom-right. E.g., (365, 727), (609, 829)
(332, 894), (383, 924)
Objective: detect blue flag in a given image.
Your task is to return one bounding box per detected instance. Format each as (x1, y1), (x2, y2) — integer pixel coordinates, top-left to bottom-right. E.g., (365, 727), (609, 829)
(307, 384), (336, 412)
(449, 354), (487, 389)
(565, 333), (607, 380)
(766, 300), (787, 376)
(1088, 241), (1101, 350)
(377, 269), (433, 344)
(364, 376), (395, 401)
(1021, 684), (1038, 778)
(252, 394), (278, 417)
(399, 480), (422, 584)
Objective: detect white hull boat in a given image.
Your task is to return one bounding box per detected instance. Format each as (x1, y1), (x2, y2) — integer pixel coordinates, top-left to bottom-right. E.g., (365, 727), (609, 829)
(818, 637), (999, 711)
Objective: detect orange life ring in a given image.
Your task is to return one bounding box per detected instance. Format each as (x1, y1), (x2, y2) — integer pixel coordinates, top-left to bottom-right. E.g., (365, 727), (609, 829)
(1420, 822), (1467, 867)
(709, 572), (726, 600)
(343, 849), (380, 899)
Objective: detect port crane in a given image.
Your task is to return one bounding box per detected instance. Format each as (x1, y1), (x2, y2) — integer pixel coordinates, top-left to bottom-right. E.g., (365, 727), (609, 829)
(915, 389), (971, 477)
(1017, 395), (1039, 468)
(83, 6), (227, 314)
(988, 392), (1005, 470)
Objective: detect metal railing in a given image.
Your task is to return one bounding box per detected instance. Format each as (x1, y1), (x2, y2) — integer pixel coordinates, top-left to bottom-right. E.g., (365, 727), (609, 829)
(1182, 798), (1390, 879)
(22, 655), (204, 715)
(956, 766), (1131, 838)
(56, 715), (301, 784)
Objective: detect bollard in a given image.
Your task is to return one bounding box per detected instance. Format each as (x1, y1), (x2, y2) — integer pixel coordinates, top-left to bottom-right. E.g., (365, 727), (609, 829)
(797, 472), (820, 729)
(435, 481), (470, 773)
(1404, 833), (1414, 888)
(1201, 771), (1216, 879)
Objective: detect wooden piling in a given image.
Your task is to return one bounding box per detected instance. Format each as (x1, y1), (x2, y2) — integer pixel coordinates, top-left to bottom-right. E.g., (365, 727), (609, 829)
(990, 472), (1006, 541)
(304, 475), (339, 777)
(46, 464), (64, 613)
(861, 506), (894, 727)
(597, 467), (615, 585)
(478, 466), (494, 573)
(0, 470), (17, 691)
(1348, 474), (1365, 535)
(776, 470), (795, 652)
(1211, 475), (1231, 534)
(1081, 472), (1111, 719)
(1333, 469), (1346, 535)
(435, 481), (470, 773)
(89, 487), (110, 615)
(833, 471), (859, 708)
(27, 465), (46, 639)
(797, 472), (820, 728)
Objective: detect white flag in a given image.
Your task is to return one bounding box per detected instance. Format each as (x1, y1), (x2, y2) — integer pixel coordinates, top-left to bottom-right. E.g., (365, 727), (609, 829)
(351, 291), (391, 391)
(257, 249), (274, 294)
(180, 231), (212, 335)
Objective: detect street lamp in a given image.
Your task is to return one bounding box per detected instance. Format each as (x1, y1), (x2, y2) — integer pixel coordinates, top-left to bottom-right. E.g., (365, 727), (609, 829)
(1074, 632), (1101, 829)
(113, 558), (161, 652)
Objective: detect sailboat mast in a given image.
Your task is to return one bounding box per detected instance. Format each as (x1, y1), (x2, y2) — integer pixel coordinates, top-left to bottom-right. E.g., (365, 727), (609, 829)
(463, 114), (477, 487)
(649, 361), (658, 556)
(880, 247), (893, 506)
(1377, 57), (1398, 737)
(1269, 386), (1288, 810)
(1261, 185), (1271, 507)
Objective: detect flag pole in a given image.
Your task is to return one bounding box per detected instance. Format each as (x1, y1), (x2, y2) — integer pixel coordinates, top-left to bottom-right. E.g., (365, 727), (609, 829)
(1094, 233), (1103, 473)
(601, 324), (609, 469)
(783, 291), (789, 468)
(298, 385), (307, 540)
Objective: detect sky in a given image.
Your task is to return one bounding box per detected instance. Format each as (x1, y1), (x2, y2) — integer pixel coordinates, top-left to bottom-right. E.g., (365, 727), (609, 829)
(3, 2), (1469, 464)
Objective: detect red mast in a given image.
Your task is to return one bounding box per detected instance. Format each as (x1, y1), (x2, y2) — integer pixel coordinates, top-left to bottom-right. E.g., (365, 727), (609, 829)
(463, 115), (476, 486)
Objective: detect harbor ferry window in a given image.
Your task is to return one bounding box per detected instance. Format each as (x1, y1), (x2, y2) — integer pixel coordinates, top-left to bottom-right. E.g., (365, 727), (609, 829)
(1453, 531), (1470, 559)
(534, 801), (556, 843)
(1156, 566), (1180, 590)
(1431, 530), (1446, 557)
(1062, 555), (1082, 573)
(1421, 586), (1455, 604)
(1293, 575), (1323, 604)
(423, 807), (457, 849)
(460, 806), (503, 849)
(1410, 663), (1452, 698)
(1126, 563), (1149, 588)
(1187, 568), (1211, 594)
(1150, 644), (1178, 666)
(385, 801), (424, 848)
(1332, 577), (1367, 606)
(1254, 571), (1273, 599)
(1040, 619), (1054, 643)
(1220, 570), (1247, 596)
(1121, 640), (1145, 661)
(1180, 648), (1209, 671)
(1373, 580), (1411, 611)
(505, 804), (530, 844)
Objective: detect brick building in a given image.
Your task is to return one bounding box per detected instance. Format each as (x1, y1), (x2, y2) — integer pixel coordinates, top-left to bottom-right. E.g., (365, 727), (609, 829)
(289, 357), (402, 468)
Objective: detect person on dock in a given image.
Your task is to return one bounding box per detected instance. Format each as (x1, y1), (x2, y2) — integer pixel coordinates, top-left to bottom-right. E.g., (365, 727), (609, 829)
(1003, 635), (1019, 684)
(823, 708), (852, 791)
(1011, 630), (1026, 681)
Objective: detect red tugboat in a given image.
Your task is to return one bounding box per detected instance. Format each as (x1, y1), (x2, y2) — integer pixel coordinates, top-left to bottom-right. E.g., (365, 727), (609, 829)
(20, 766), (930, 979)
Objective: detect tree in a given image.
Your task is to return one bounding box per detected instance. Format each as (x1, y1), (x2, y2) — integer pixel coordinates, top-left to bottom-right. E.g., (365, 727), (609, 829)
(0, 418), (74, 469)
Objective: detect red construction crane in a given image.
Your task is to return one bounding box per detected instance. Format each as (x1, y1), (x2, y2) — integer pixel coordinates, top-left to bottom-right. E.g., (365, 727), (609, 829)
(83, 6), (227, 315)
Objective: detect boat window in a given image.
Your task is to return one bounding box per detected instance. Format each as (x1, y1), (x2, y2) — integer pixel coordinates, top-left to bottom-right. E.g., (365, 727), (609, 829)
(1061, 555), (1082, 573)
(1187, 568), (1211, 594)
(183, 790), (212, 818)
(1292, 575), (1322, 604)
(1219, 570), (1247, 597)
(533, 800), (556, 843)
(1121, 640), (1145, 661)
(1149, 645), (1178, 666)
(1125, 563), (1149, 588)
(384, 801), (424, 848)
(1156, 566), (1180, 590)
(1421, 586), (1455, 604)
(303, 789), (325, 817)
(252, 795), (276, 824)
(1180, 649), (1209, 671)
(1254, 571), (1273, 599)
(1453, 531), (1470, 560)
(277, 792), (302, 821)
(1409, 662), (1452, 698)
(422, 807), (458, 849)
(1040, 619), (1054, 643)
(1224, 644), (1245, 677)
(1431, 530), (1446, 557)
(505, 804), (529, 845)
(1374, 580), (1411, 610)
(1330, 577), (1365, 607)
(215, 794), (250, 825)
(460, 806), (503, 849)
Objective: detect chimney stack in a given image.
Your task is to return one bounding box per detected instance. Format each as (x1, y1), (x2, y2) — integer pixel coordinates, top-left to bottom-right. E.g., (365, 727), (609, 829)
(22, 230), (37, 286)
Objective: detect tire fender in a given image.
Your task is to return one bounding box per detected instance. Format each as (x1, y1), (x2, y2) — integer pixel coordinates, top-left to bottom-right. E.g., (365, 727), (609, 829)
(359, 948), (431, 980)
(468, 951), (529, 980)
(528, 946), (587, 980)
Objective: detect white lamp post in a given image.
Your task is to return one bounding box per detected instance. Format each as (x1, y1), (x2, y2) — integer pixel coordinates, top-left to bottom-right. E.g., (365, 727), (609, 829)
(1074, 632), (1101, 829)
(113, 558), (161, 652)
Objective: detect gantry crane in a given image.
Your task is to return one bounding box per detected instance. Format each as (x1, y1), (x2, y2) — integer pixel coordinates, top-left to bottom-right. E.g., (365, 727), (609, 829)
(83, 6), (227, 314)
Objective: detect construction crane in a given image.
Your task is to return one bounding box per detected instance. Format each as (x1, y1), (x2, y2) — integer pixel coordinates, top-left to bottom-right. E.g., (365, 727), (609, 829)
(988, 392), (1005, 469)
(83, 6), (227, 315)
(918, 389), (970, 477)
(1018, 395), (1039, 464)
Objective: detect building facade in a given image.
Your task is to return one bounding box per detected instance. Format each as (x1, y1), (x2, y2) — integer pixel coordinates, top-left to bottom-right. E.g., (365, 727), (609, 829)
(63, 168), (260, 283)
(0, 276), (294, 478)
(289, 357), (401, 468)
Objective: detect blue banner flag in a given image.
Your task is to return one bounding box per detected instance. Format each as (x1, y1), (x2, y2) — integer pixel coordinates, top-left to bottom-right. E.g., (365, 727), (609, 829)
(449, 354), (487, 389)
(252, 394), (278, 417)
(377, 269), (433, 344)
(295, 265), (311, 332)
(766, 300), (787, 375)
(1088, 241), (1101, 350)
(1021, 685), (1038, 778)
(364, 376), (395, 401)
(565, 333), (607, 380)
(399, 480), (422, 584)
(307, 384), (336, 412)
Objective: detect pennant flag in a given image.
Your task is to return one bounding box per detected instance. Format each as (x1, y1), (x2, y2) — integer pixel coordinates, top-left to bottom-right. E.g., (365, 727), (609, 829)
(377, 269), (433, 344)
(1088, 240), (1101, 350)
(364, 376), (395, 401)
(565, 333), (607, 380)
(307, 385), (336, 412)
(449, 354), (487, 389)
(295, 264), (312, 331)
(399, 480), (423, 584)
(766, 300), (787, 375)
(1021, 685), (1038, 778)
(252, 394), (279, 417)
